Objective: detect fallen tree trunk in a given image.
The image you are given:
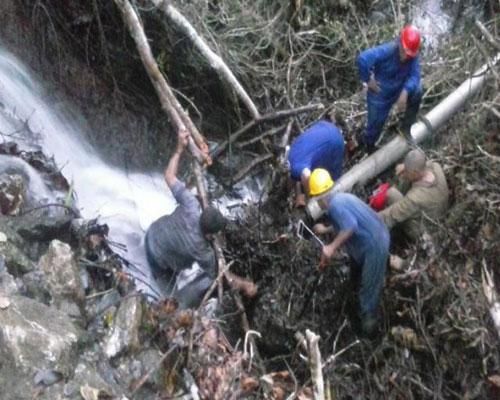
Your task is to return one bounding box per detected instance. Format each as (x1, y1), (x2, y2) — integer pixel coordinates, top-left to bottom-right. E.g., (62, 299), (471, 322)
(151, 0), (260, 120)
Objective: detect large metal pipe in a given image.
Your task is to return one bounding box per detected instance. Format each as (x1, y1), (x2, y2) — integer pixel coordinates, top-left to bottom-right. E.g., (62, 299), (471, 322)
(306, 55), (499, 220)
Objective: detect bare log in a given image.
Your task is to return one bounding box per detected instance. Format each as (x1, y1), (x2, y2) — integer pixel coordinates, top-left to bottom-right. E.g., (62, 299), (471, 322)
(484, 103), (500, 120)
(233, 292), (262, 365)
(211, 103), (324, 159)
(151, 0), (261, 120)
(306, 330), (325, 400)
(475, 20), (500, 52)
(482, 261), (500, 340)
(113, 0), (210, 160)
(236, 125), (285, 149)
(472, 35), (500, 81)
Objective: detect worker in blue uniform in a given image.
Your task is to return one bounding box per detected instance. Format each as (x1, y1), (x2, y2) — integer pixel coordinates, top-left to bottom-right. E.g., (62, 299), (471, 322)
(357, 25), (422, 152)
(310, 169), (390, 335)
(287, 120), (345, 207)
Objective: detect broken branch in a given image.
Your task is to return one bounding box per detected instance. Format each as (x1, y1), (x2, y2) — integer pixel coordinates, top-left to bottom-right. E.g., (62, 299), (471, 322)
(211, 103), (324, 159)
(306, 330), (325, 400)
(230, 154), (273, 186)
(475, 20), (500, 52)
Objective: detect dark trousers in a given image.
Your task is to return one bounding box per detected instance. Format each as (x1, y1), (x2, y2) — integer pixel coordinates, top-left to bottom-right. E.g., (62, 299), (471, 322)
(349, 246), (389, 320)
(145, 233), (214, 308)
(364, 87), (422, 148)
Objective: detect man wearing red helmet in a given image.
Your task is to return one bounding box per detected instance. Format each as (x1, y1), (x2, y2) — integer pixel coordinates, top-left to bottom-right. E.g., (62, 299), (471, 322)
(357, 25), (422, 153)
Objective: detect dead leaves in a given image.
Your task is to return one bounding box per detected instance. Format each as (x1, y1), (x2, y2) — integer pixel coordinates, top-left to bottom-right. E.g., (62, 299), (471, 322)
(488, 375), (500, 388)
(241, 376), (259, 392)
(79, 386), (113, 400)
(390, 326), (425, 352)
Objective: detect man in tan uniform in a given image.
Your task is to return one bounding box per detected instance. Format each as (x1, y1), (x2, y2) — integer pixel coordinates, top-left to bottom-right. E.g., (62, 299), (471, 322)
(378, 149), (449, 240)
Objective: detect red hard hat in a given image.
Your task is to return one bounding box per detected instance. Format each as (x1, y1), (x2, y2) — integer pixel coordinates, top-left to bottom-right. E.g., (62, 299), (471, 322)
(368, 183), (390, 211)
(401, 25), (421, 58)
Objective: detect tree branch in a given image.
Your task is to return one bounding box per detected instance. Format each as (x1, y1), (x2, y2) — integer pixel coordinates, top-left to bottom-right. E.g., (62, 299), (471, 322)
(152, 0), (261, 120)
(482, 261), (500, 340)
(211, 103), (324, 159)
(306, 330), (325, 400)
(475, 19), (500, 52)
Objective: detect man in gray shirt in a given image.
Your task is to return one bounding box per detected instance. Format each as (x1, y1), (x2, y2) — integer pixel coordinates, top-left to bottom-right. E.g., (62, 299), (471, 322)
(145, 131), (256, 307)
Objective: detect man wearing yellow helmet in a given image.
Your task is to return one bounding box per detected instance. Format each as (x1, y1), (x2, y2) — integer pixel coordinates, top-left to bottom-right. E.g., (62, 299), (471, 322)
(310, 168), (390, 335)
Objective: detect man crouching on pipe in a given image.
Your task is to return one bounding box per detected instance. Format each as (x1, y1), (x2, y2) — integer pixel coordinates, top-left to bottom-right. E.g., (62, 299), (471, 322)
(310, 168), (390, 335)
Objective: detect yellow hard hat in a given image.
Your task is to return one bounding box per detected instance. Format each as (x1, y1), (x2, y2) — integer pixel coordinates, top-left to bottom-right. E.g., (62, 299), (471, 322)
(309, 168), (334, 196)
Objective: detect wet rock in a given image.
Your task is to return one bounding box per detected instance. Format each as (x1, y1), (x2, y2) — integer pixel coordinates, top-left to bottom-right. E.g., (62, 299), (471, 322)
(5, 205), (73, 242)
(71, 362), (114, 394)
(102, 295), (142, 359)
(19, 269), (52, 305)
(86, 289), (121, 331)
(0, 173), (25, 215)
(38, 240), (85, 318)
(0, 223), (35, 276)
(117, 349), (165, 391)
(34, 369), (64, 386)
(0, 256), (18, 295)
(0, 296), (80, 400)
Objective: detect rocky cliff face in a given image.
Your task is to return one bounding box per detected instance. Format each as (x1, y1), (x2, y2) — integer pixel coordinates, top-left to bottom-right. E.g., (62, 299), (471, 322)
(0, 145), (157, 399)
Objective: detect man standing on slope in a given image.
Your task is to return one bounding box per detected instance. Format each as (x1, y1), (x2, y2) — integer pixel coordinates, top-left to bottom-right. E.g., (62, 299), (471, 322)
(310, 169), (390, 335)
(287, 120), (345, 207)
(145, 131), (257, 308)
(357, 25), (422, 152)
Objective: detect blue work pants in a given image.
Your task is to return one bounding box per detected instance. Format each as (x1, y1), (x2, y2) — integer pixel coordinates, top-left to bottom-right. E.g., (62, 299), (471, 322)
(364, 87), (422, 148)
(350, 241), (389, 320)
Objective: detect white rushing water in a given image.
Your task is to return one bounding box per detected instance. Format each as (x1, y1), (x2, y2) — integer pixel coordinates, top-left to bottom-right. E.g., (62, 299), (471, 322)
(0, 49), (177, 298)
(412, 0), (452, 52)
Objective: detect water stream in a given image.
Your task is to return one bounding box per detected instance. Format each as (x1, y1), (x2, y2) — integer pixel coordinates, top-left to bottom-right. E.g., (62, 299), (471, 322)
(0, 50), (184, 298)
(412, 0), (452, 52)
(0, 49), (264, 300)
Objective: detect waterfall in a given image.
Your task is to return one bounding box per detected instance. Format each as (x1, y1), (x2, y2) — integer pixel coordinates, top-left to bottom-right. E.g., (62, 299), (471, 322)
(0, 49), (175, 297)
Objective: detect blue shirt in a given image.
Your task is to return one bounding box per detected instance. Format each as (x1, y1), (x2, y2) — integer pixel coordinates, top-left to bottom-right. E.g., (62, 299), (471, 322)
(288, 121), (344, 182)
(326, 193), (390, 265)
(357, 40), (420, 103)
